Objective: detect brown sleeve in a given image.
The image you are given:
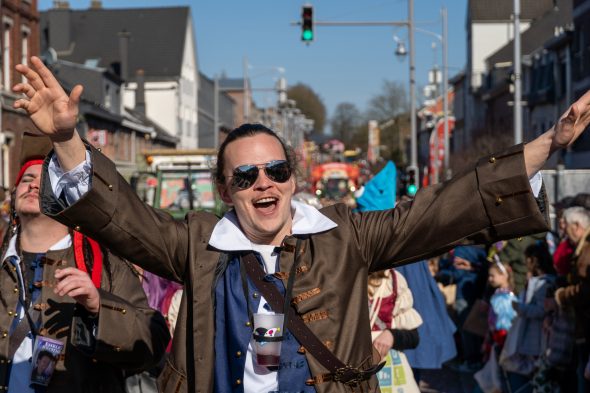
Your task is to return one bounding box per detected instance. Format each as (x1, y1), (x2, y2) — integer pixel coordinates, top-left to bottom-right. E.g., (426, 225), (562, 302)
(40, 142), (194, 283)
(349, 144), (550, 271)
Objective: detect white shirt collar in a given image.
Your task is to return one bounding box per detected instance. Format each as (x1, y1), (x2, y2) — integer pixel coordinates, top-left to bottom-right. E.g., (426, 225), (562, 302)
(4, 233), (72, 262)
(208, 200), (337, 251)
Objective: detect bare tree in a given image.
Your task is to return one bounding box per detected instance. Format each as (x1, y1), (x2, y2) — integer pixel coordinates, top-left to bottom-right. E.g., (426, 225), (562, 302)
(331, 102), (362, 145)
(287, 83), (327, 134)
(365, 80), (409, 122)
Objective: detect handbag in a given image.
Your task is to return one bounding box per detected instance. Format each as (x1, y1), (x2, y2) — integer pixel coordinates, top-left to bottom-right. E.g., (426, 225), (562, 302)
(462, 299), (489, 338)
(369, 271), (420, 393)
(474, 348), (502, 393)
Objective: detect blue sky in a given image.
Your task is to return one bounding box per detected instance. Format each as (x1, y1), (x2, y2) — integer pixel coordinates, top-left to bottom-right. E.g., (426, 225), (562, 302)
(38, 0), (467, 131)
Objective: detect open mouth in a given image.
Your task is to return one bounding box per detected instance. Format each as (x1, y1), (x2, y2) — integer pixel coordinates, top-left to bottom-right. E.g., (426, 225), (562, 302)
(253, 197), (278, 213)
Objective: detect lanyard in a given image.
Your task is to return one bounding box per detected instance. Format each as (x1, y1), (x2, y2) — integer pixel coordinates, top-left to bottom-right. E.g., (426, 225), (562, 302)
(73, 232), (103, 288)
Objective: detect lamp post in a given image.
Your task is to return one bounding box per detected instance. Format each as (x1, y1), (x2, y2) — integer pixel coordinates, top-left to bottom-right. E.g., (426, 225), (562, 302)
(396, 6), (449, 181)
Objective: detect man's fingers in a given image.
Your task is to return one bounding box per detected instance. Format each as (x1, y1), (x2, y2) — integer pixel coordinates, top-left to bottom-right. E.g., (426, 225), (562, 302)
(13, 83), (36, 99)
(68, 85), (83, 111)
(15, 63), (46, 91)
(30, 56), (62, 90)
(65, 288), (93, 298)
(13, 98), (32, 111)
(54, 267), (84, 279)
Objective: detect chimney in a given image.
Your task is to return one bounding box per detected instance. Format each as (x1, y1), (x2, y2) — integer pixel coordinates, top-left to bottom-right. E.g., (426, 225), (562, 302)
(53, 1), (70, 9)
(118, 30), (130, 82)
(135, 69), (146, 115)
(90, 0), (102, 9)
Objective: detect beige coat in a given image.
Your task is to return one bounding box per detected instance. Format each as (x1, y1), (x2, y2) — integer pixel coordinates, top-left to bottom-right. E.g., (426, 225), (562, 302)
(40, 142), (548, 393)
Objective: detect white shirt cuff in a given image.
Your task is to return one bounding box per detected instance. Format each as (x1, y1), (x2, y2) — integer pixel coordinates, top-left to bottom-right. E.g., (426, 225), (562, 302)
(529, 171), (542, 198)
(48, 150), (92, 205)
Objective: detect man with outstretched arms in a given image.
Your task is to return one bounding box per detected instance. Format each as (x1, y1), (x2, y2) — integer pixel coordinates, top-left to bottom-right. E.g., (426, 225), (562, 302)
(12, 56), (590, 392)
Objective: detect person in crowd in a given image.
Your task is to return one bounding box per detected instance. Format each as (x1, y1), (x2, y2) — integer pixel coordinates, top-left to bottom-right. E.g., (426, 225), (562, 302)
(486, 258), (517, 355)
(503, 241), (556, 393)
(439, 246), (488, 372)
(12, 56), (590, 392)
(368, 268), (422, 391)
(0, 134), (169, 393)
(396, 261), (457, 384)
(496, 233), (547, 295)
(368, 269), (422, 358)
(549, 206), (590, 393)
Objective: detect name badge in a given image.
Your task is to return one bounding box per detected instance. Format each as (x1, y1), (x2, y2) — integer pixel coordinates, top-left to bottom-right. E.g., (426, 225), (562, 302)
(30, 336), (63, 387)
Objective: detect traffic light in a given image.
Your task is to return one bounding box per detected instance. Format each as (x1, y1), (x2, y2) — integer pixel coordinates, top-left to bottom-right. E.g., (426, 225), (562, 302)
(405, 166), (418, 196)
(301, 5), (314, 43)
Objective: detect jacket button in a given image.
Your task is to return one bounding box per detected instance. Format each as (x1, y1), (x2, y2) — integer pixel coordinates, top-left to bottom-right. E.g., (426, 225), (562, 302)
(236, 351), (242, 358)
(121, 309), (127, 315)
(7, 311), (12, 316)
(108, 184), (113, 191)
(74, 225), (81, 231)
(245, 321), (251, 327)
(13, 287), (18, 293)
(495, 196), (503, 205)
(97, 148), (102, 152)
(252, 292), (259, 299)
(489, 157), (496, 164)
(235, 379), (242, 385)
(2, 331), (7, 338)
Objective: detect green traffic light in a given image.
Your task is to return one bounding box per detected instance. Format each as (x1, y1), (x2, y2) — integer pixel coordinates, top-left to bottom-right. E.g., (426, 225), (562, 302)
(406, 184), (417, 196)
(302, 29), (313, 41)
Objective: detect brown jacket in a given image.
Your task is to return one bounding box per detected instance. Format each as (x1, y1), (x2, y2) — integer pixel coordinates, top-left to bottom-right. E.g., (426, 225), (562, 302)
(0, 238), (170, 392)
(40, 143), (548, 393)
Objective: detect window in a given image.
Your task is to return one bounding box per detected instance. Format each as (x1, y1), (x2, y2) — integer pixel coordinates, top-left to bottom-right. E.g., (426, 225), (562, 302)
(21, 26), (30, 83)
(2, 17), (13, 90)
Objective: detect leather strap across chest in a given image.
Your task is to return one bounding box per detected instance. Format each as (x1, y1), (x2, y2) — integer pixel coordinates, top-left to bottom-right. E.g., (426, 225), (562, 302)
(241, 250), (384, 387)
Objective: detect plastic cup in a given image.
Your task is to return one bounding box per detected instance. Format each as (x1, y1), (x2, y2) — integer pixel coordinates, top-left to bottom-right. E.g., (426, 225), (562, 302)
(252, 313), (284, 367)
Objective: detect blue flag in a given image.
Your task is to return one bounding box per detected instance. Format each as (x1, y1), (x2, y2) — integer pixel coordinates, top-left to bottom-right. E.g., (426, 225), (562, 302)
(356, 161), (396, 212)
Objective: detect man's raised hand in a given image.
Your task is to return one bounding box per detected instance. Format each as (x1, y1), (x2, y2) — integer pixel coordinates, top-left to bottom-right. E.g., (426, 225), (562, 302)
(552, 89), (590, 152)
(13, 56), (82, 141)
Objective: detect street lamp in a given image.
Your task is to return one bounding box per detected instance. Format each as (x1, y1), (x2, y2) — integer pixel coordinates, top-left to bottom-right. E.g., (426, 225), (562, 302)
(394, 7), (450, 181)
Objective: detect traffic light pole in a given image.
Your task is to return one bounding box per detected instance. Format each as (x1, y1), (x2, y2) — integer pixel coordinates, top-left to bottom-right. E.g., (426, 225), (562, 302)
(291, 0), (419, 185)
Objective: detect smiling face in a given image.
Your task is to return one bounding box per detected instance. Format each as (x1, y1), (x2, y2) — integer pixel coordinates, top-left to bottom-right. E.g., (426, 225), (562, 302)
(217, 133), (296, 245)
(15, 164), (42, 218)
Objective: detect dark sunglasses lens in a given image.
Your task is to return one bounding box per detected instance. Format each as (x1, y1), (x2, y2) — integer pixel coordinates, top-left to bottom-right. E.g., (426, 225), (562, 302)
(265, 161), (291, 183)
(232, 165), (258, 189)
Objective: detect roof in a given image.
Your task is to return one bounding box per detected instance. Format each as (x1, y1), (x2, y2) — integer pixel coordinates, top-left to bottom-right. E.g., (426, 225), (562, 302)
(486, 0), (572, 66)
(40, 6), (190, 82)
(49, 60), (121, 107)
(469, 0), (555, 21)
(219, 78), (247, 91)
(125, 106), (179, 145)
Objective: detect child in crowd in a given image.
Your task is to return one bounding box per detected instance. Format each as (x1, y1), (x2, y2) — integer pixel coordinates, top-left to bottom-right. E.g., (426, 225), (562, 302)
(500, 241), (556, 393)
(486, 258), (517, 354)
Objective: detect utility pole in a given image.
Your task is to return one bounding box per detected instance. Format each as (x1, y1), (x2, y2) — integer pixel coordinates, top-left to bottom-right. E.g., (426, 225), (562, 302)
(213, 76), (219, 148)
(409, 0), (417, 170)
(243, 56), (249, 123)
(442, 7), (450, 179)
(513, 0), (523, 144)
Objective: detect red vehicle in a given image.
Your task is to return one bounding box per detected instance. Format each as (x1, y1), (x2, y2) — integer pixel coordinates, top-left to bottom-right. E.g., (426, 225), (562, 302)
(311, 162), (359, 201)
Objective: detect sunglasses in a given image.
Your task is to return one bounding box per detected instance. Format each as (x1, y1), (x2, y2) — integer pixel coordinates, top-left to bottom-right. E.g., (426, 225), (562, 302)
(229, 160), (292, 189)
